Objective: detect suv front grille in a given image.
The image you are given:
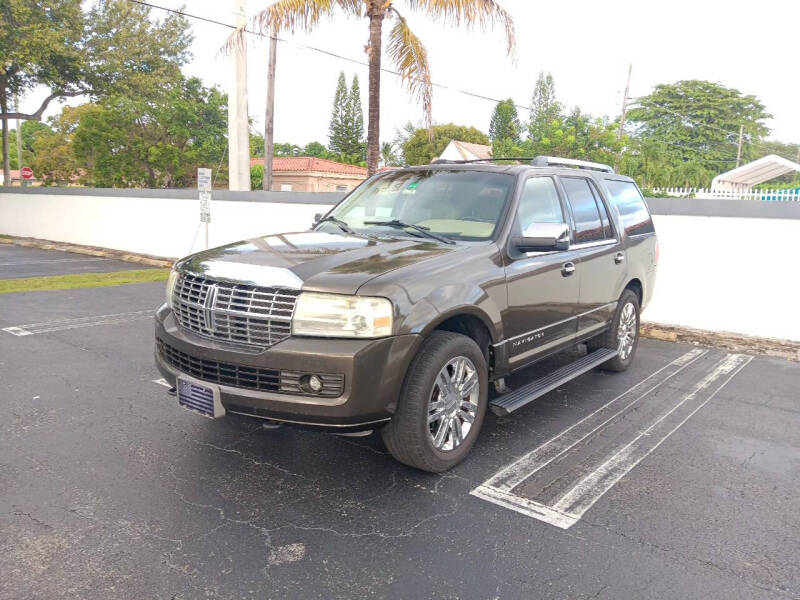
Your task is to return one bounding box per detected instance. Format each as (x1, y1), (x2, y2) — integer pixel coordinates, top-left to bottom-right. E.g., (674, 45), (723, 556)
(157, 339), (344, 398)
(172, 272), (299, 348)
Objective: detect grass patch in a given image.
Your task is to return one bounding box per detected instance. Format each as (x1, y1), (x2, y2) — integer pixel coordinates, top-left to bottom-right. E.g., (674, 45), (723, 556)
(0, 268), (169, 294)
(0, 234), (12, 240)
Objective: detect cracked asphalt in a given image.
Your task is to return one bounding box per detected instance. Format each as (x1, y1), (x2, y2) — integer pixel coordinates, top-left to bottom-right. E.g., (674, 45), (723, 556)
(1, 245), (799, 599)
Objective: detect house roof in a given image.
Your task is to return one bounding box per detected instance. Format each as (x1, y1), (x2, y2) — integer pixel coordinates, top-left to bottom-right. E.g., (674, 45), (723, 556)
(712, 154), (800, 189)
(250, 156), (367, 176)
(452, 140), (492, 160)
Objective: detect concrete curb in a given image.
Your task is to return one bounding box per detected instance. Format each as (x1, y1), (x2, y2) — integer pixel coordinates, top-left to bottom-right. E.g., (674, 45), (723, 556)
(0, 235), (173, 268)
(641, 322), (800, 363)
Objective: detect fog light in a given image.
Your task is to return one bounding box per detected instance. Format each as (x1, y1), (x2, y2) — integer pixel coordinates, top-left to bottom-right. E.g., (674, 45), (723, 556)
(308, 374), (323, 393)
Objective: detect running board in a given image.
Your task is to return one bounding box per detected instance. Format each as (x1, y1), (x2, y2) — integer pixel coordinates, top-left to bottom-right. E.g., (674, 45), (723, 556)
(490, 348), (618, 416)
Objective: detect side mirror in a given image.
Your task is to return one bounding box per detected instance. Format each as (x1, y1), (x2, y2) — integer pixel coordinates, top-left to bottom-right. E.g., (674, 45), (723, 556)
(313, 212), (322, 223)
(512, 222), (570, 253)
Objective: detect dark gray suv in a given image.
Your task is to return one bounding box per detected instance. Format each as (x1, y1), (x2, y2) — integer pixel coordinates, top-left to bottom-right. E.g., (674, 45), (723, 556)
(155, 156), (658, 471)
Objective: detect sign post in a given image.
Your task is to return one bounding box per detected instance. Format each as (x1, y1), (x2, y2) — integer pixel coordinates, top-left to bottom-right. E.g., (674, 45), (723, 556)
(198, 168), (212, 249)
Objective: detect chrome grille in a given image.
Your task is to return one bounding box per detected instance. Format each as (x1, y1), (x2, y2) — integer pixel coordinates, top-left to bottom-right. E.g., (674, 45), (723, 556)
(172, 272), (299, 348)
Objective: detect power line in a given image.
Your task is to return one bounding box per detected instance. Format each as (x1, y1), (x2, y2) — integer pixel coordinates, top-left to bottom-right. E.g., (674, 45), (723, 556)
(127, 0), (535, 113)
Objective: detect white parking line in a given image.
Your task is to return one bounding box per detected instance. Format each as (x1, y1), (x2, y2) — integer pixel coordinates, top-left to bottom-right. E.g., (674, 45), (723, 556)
(0, 258), (111, 266)
(2, 310), (154, 336)
(472, 351), (753, 529)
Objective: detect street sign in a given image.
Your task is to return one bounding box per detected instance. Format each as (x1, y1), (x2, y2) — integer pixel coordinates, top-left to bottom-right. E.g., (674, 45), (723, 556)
(20, 166), (33, 180)
(199, 191), (211, 224)
(197, 168), (212, 193)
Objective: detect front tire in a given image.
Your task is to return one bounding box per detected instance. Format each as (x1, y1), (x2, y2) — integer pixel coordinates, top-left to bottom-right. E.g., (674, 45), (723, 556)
(382, 331), (488, 472)
(588, 289), (641, 372)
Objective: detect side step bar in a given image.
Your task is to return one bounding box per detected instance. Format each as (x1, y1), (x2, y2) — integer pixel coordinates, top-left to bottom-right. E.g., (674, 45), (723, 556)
(490, 348), (618, 416)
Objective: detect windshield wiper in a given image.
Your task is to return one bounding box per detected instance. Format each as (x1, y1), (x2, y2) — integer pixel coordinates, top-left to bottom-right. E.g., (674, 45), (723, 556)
(316, 215), (354, 234)
(364, 219), (455, 245)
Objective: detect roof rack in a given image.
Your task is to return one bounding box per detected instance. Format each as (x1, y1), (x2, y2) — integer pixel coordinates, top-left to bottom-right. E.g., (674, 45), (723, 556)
(430, 157), (537, 165)
(531, 156), (614, 173)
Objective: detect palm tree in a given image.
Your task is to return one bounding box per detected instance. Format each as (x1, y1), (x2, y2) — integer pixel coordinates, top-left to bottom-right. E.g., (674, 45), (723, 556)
(248, 1), (515, 175)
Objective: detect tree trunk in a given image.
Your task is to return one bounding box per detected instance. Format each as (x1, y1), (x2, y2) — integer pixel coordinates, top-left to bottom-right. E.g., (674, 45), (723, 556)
(366, 10), (384, 176)
(0, 86), (9, 185)
(264, 29), (277, 191)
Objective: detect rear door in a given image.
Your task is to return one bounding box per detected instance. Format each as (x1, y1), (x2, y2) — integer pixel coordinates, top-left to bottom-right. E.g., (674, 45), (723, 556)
(558, 176), (627, 338)
(503, 176), (581, 369)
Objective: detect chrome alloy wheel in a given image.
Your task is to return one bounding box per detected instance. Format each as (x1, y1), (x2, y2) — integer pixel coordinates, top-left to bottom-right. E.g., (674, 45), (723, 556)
(617, 301), (638, 361)
(427, 356), (480, 452)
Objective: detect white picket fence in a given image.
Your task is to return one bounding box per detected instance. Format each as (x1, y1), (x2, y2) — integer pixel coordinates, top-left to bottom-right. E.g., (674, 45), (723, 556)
(652, 187), (800, 201)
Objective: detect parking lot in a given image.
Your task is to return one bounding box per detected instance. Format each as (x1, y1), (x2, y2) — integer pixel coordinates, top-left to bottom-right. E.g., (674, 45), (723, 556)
(1, 244), (799, 600)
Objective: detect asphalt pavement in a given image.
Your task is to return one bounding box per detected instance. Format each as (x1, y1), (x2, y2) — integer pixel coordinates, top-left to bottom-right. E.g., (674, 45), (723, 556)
(1, 245), (798, 600)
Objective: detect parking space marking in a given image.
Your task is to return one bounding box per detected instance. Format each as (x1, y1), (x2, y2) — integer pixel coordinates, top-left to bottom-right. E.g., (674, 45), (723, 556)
(0, 258), (111, 266)
(472, 350), (753, 529)
(2, 310), (154, 336)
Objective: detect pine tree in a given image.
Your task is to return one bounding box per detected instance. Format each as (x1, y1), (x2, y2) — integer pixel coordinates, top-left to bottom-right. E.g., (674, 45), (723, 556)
(345, 75), (366, 159)
(529, 72), (561, 142)
(489, 99), (521, 143)
(328, 72), (349, 154)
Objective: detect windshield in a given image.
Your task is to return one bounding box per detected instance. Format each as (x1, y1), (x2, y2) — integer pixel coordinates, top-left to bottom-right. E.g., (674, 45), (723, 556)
(319, 170), (514, 241)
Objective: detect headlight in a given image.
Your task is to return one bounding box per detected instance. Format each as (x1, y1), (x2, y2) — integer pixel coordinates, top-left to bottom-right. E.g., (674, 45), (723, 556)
(292, 292), (393, 338)
(166, 269), (179, 309)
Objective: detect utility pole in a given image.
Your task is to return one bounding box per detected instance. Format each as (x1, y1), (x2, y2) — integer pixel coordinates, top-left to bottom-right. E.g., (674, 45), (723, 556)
(263, 27), (277, 191)
(617, 63), (632, 139)
(736, 124), (744, 168)
(227, 0), (251, 191)
(15, 93), (23, 184)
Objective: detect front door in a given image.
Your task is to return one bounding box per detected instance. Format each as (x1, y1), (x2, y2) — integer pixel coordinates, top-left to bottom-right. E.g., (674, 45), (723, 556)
(558, 176), (627, 337)
(503, 176), (581, 370)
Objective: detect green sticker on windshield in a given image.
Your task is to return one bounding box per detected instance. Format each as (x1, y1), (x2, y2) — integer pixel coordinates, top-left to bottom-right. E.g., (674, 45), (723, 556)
(407, 182), (418, 189)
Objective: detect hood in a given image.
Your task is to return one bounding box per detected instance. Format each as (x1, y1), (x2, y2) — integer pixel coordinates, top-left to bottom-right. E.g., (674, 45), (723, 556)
(176, 231), (462, 294)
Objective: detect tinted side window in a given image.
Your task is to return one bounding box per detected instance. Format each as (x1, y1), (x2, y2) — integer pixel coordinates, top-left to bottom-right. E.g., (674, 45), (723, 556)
(605, 180), (655, 236)
(561, 177), (604, 243)
(517, 177), (565, 231)
(589, 180), (613, 239)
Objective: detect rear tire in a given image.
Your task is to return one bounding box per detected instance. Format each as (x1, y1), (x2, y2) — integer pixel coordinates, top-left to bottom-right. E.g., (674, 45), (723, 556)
(587, 289), (640, 372)
(382, 331), (488, 472)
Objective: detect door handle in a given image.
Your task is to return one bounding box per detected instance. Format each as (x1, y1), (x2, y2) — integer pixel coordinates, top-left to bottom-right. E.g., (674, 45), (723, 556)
(614, 252), (625, 265)
(561, 261), (576, 277)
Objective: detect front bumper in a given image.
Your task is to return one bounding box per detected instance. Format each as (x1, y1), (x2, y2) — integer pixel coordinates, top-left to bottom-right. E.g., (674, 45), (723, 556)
(154, 304), (422, 429)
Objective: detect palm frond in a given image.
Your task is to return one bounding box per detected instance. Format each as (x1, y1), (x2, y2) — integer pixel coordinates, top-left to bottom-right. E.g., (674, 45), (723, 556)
(405, 0), (516, 55)
(224, 0), (361, 54)
(387, 13), (434, 131)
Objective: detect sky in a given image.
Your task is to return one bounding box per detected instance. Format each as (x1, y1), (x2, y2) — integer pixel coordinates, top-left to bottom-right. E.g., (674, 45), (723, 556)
(27, 0), (800, 149)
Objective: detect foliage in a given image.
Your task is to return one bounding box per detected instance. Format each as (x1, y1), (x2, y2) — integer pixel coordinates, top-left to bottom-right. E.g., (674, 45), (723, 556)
(0, 269), (169, 295)
(36, 77), (228, 188)
(8, 121), (52, 169)
(626, 80), (771, 168)
(1, 0), (192, 179)
(250, 132), (265, 157)
(250, 0), (515, 174)
(403, 123), (489, 165)
(329, 72), (365, 159)
(489, 99), (521, 144)
(529, 72), (561, 143)
(250, 164), (264, 190)
(381, 141), (403, 167)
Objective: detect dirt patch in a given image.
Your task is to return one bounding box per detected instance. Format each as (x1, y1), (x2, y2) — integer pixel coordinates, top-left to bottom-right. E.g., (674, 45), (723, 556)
(642, 322), (800, 362)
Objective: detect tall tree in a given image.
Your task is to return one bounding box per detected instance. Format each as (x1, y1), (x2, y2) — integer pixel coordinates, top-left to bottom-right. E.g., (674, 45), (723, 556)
(402, 123), (489, 165)
(529, 72), (561, 142)
(0, 0), (192, 184)
(626, 80), (771, 167)
(328, 72), (349, 154)
(345, 75), (366, 159)
(489, 98), (521, 144)
(247, 0), (515, 175)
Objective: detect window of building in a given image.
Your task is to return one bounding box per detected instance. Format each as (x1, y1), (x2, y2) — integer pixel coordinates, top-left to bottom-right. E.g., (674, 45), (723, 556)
(280, 184), (293, 192)
(335, 185), (348, 192)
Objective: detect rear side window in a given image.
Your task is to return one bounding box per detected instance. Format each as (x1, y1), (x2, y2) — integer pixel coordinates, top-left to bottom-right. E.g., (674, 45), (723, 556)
(561, 177), (605, 243)
(605, 180), (655, 236)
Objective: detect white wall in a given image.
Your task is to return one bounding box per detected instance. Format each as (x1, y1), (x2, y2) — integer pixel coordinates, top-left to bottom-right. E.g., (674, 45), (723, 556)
(0, 192), (329, 259)
(1, 192), (798, 342)
(644, 215), (800, 342)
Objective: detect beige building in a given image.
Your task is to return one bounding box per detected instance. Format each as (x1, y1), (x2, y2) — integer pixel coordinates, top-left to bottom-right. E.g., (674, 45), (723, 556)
(251, 157), (367, 192)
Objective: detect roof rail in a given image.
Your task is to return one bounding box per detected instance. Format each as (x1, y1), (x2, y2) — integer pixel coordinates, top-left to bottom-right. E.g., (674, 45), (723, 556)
(531, 156), (614, 173)
(430, 157), (538, 165)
